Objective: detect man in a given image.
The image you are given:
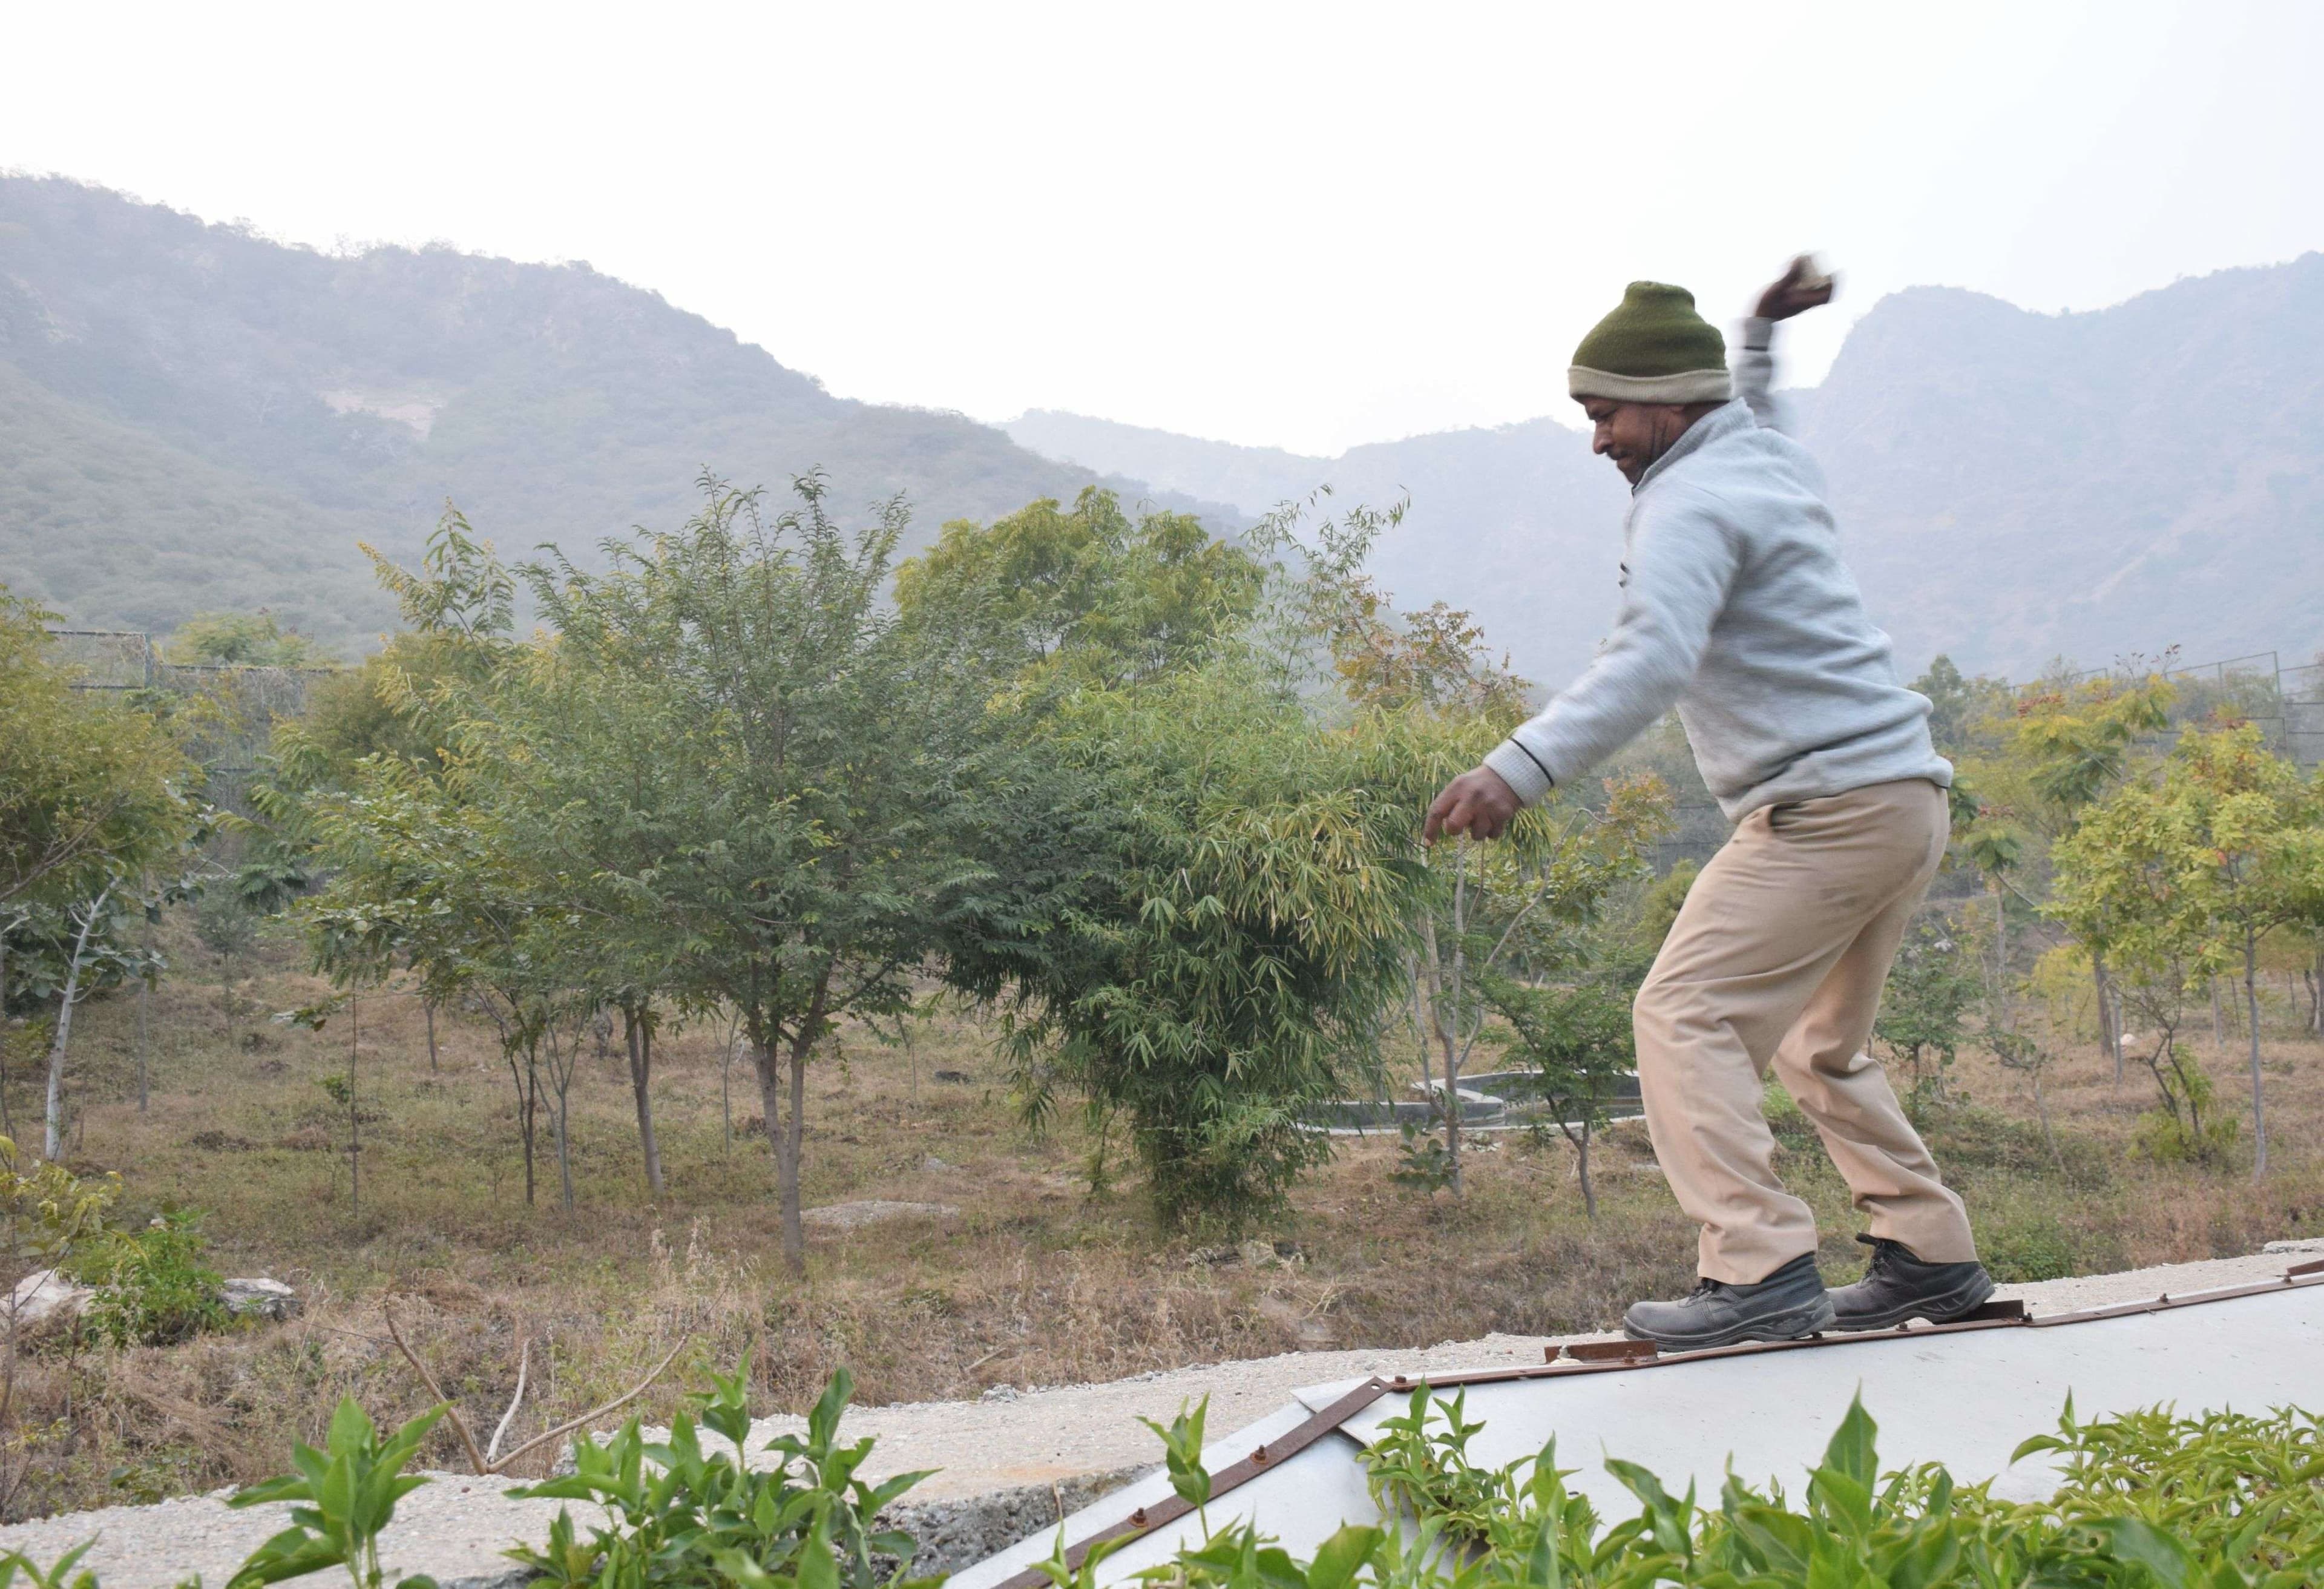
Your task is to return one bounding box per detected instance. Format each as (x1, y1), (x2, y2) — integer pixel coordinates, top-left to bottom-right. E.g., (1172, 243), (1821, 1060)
(1425, 258), (1992, 1349)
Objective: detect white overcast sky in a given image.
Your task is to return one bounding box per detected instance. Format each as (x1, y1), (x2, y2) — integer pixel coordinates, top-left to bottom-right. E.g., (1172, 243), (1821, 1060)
(7, 1), (2320, 455)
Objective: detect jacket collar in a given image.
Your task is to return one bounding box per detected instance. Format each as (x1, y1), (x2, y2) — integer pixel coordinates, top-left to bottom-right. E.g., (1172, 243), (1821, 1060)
(1633, 398), (1754, 496)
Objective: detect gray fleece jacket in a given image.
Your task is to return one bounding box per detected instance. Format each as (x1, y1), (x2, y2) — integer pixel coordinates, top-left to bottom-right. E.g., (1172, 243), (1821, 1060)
(1483, 318), (1950, 822)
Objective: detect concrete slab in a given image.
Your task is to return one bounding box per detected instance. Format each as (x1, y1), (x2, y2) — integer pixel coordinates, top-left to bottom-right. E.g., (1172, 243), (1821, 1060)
(951, 1272), (2324, 1589)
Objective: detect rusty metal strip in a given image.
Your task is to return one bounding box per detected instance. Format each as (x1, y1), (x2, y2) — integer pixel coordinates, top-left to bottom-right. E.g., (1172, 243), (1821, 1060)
(1563, 1338), (1659, 1363)
(986, 1376), (1392, 1589)
(983, 1266), (2324, 1588)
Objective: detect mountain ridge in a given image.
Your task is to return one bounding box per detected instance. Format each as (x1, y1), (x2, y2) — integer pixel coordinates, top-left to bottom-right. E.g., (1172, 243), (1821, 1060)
(1009, 258), (2324, 683)
(0, 176), (1241, 651)
(4, 173), (2317, 680)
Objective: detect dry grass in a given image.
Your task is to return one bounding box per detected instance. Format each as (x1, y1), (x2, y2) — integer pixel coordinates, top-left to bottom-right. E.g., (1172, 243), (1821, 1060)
(4, 907), (2322, 1519)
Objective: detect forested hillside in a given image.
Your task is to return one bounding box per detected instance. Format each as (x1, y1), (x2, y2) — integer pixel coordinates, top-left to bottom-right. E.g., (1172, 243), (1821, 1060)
(1013, 256), (2324, 684)
(7, 170), (2318, 675)
(0, 176), (1231, 650)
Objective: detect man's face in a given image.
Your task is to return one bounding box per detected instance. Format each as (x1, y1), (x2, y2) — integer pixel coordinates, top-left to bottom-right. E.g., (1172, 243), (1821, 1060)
(1579, 398), (1701, 485)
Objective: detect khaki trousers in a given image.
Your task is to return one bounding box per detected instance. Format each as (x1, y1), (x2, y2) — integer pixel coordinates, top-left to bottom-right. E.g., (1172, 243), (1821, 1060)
(1633, 777), (1977, 1284)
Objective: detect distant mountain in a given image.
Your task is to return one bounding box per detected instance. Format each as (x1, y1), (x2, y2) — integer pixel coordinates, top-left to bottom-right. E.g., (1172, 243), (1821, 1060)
(1013, 257), (2324, 684)
(0, 176), (1236, 653)
(9, 173), (2317, 680)
(1005, 410), (1627, 688)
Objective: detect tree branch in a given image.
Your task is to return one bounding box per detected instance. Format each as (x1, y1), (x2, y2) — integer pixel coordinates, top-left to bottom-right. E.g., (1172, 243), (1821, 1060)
(486, 1337), (530, 1465)
(486, 1334), (694, 1472)
(381, 1307), (490, 1475)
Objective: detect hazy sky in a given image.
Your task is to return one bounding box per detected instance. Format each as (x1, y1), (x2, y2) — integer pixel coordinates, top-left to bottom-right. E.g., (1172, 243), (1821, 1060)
(7, 1), (2319, 455)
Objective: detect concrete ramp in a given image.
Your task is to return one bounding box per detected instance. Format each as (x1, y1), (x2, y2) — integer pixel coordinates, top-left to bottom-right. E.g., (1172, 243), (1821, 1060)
(954, 1265), (2324, 1589)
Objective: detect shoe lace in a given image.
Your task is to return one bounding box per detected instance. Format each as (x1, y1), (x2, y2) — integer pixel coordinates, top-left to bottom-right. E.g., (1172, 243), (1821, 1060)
(1856, 1233), (1902, 1277)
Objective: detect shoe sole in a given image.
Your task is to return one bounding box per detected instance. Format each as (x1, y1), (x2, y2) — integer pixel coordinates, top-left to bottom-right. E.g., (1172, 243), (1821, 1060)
(1623, 1294), (1836, 1352)
(1829, 1269), (1998, 1333)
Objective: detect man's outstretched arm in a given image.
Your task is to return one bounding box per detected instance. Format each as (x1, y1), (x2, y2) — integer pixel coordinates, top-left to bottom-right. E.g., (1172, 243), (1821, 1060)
(1737, 255), (1834, 432)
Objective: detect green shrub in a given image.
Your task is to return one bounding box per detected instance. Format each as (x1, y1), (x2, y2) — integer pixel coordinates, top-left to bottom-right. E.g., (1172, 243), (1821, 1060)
(1270, 1386), (2324, 1588)
(1977, 1211), (2079, 1283)
(76, 1209), (228, 1348)
(507, 1359), (935, 1588)
(2134, 1104), (2241, 1166)
(1922, 1101), (2111, 1188)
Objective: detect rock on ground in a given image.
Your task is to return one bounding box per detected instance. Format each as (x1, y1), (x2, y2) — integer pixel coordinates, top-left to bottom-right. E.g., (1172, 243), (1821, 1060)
(220, 1277), (300, 1321)
(6, 1270), (94, 1340)
(799, 1200), (959, 1230)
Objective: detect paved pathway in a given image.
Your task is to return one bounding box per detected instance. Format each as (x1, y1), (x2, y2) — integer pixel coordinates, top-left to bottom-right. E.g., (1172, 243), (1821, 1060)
(7, 1243), (2317, 1589)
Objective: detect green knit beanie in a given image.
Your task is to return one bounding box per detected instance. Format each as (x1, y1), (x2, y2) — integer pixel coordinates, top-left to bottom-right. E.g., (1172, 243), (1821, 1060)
(1569, 281), (1732, 404)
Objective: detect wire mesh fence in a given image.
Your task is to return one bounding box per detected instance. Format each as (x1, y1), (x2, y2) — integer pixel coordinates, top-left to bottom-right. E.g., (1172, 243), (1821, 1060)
(49, 628), (332, 813)
(2071, 648), (2324, 771)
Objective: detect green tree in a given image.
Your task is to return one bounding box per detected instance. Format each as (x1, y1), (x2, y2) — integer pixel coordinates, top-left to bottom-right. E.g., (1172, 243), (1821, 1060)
(1871, 915), (1980, 1106)
(945, 663), (1431, 1228)
(894, 485), (1264, 693)
(0, 587), (192, 918)
(2055, 725), (2324, 1176)
(304, 755), (564, 1206)
(297, 517), (570, 1205)
(1954, 669), (2173, 1079)
(519, 473), (965, 1268)
(192, 887), (260, 1046)
(1483, 977), (1633, 1216)
(0, 588), (193, 1157)
(1909, 654), (2009, 759)
(166, 610), (335, 668)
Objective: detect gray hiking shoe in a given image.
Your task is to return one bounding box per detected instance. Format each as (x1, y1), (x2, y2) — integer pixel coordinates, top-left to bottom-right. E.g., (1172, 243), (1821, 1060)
(1622, 1253), (1834, 1349)
(1828, 1234), (1995, 1331)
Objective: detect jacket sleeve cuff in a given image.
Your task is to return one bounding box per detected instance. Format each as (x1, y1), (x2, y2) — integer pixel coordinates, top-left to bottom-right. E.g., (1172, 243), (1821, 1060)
(1483, 739), (1555, 806)
(1741, 315), (1774, 352)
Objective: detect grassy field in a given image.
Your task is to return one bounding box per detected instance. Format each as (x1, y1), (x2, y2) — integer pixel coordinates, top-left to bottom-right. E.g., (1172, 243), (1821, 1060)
(7, 905), (2323, 1520)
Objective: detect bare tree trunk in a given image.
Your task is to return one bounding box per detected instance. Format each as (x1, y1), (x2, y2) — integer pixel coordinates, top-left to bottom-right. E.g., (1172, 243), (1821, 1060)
(1, 928), (13, 1142)
(136, 892), (153, 1112)
(755, 970), (833, 1278)
(623, 1004), (665, 1199)
(1446, 847), (1468, 1196)
(1418, 914), (1463, 1197)
(553, 1086), (574, 1211)
(782, 1039), (808, 1271)
(2211, 978), (2226, 1047)
(2245, 932), (2268, 1179)
(749, 1026), (801, 1274)
(44, 886), (111, 1160)
(504, 1041), (539, 1206)
(2093, 949), (2122, 1084)
(425, 999), (438, 1072)
(2032, 1067), (2063, 1172)
(721, 1021), (734, 1153)
(348, 993), (361, 1223)
(1575, 1123), (1596, 1219)
(0, 924), (12, 1147)
(545, 1019), (577, 1213)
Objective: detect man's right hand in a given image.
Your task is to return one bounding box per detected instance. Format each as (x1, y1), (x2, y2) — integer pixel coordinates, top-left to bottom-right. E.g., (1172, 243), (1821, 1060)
(1756, 255), (1835, 321)
(1425, 766), (1521, 844)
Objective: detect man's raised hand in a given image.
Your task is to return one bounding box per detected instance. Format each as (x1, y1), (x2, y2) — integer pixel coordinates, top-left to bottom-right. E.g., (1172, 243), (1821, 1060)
(1424, 765), (1521, 844)
(1756, 255), (1835, 321)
